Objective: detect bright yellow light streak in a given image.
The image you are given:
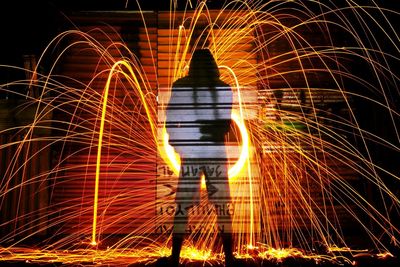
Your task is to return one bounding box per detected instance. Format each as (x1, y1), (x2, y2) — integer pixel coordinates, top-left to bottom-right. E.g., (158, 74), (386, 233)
(2, 0), (400, 260)
(162, 64), (251, 179)
(174, 25), (185, 79)
(175, 1), (207, 79)
(93, 60), (157, 246)
(162, 128), (180, 174)
(92, 75), (111, 245)
(162, 110), (248, 179)
(229, 111), (250, 178)
(219, 65), (254, 246)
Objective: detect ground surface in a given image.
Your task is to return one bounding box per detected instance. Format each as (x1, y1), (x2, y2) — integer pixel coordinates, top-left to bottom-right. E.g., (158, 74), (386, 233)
(0, 255), (399, 267)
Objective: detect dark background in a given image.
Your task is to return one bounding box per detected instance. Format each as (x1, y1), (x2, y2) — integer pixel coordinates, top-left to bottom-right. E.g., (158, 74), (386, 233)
(1, 0), (399, 72)
(1, 3), (399, 162)
(0, 0), (223, 81)
(0, 0), (399, 242)
(1, 0), (400, 187)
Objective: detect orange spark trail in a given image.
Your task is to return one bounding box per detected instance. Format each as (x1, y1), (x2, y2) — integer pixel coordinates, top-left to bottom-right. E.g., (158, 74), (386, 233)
(0, 0), (400, 264)
(93, 60), (157, 245)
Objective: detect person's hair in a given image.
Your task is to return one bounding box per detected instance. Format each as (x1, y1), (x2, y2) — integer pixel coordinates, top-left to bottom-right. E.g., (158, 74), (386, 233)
(188, 49), (220, 79)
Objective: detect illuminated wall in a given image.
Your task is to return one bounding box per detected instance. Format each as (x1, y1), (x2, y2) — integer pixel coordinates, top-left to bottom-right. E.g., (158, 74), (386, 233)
(156, 13), (260, 235)
(16, 10), (360, 239)
(51, 13), (158, 235)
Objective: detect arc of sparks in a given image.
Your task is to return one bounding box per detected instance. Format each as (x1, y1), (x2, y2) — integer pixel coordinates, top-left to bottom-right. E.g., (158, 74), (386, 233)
(93, 60), (252, 245)
(220, 65), (255, 245)
(92, 60), (156, 246)
(162, 65), (251, 179)
(162, 110), (249, 178)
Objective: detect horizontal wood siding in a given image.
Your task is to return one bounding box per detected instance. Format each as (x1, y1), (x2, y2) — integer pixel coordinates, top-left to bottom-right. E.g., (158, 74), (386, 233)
(52, 16), (157, 236)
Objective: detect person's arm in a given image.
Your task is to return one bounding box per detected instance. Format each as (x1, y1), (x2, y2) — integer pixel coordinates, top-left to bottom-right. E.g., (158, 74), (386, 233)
(165, 80), (179, 144)
(199, 84), (233, 141)
(198, 119), (231, 141)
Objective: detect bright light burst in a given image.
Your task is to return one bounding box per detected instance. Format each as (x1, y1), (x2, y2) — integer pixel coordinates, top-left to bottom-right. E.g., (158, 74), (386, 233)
(0, 0), (400, 265)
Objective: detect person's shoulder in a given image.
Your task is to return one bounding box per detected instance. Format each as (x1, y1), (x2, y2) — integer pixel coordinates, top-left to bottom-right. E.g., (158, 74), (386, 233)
(171, 76), (193, 87)
(216, 79), (231, 89)
(171, 76), (232, 89)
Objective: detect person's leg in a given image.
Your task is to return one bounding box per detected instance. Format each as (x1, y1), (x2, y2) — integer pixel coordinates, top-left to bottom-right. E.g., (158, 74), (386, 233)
(206, 159), (235, 266)
(170, 203), (188, 266)
(170, 160), (195, 266)
(221, 231), (235, 266)
(170, 232), (184, 266)
(155, 214), (185, 266)
(216, 206), (235, 266)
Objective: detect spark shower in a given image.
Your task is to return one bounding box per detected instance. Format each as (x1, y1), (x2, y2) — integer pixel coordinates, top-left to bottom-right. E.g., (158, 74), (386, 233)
(0, 0), (399, 265)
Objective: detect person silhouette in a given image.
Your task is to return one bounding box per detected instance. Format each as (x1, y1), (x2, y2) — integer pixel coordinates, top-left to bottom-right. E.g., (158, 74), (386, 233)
(163, 48), (235, 266)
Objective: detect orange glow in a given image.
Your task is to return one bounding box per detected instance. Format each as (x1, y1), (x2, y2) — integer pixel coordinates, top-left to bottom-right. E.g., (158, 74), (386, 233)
(1, 245), (389, 265)
(0, 0), (399, 264)
(162, 64), (251, 180)
(93, 60), (157, 245)
(161, 110), (249, 179)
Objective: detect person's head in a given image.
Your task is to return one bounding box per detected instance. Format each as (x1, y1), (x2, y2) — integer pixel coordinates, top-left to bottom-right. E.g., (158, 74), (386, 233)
(188, 49), (220, 80)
